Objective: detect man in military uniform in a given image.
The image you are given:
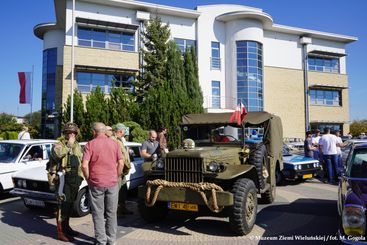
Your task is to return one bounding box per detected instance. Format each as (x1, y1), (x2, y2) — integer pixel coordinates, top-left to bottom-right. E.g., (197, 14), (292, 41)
(47, 122), (83, 242)
(112, 123), (132, 215)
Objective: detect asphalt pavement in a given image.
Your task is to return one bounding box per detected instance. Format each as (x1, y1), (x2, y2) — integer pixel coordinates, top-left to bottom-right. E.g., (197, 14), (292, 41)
(0, 178), (340, 244)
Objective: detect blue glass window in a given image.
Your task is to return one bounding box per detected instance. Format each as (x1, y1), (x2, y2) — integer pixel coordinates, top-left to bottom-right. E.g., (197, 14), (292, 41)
(236, 41), (263, 112)
(310, 89), (341, 106)
(211, 42), (220, 69)
(173, 38), (196, 53)
(308, 56), (339, 73)
(77, 26), (135, 52)
(76, 71), (135, 94)
(211, 81), (221, 108)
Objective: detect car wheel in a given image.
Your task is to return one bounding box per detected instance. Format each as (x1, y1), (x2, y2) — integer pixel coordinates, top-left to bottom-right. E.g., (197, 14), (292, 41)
(276, 169), (284, 186)
(73, 188), (90, 217)
(229, 178), (257, 235)
(261, 165), (276, 204)
(138, 199), (168, 223)
(249, 144), (267, 189)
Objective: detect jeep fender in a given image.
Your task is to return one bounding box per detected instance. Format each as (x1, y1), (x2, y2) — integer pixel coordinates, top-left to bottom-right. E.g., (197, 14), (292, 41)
(216, 164), (258, 182)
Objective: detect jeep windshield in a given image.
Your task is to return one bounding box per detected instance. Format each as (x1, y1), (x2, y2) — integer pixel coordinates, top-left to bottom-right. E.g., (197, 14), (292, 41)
(182, 124), (242, 145)
(0, 143), (24, 163)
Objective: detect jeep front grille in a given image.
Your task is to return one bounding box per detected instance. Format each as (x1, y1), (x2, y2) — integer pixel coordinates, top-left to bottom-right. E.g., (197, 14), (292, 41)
(165, 157), (203, 183)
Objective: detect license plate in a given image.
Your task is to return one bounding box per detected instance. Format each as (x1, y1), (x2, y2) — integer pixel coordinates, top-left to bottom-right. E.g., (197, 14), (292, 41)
(303, 174), (313, 179)
(169, 202), (198, 212)
(24, 198), (45, 207)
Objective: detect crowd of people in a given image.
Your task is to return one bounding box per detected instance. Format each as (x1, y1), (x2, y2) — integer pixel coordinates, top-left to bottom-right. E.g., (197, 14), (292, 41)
(304, 128), (350, 185)
(46, 122), (167, 244)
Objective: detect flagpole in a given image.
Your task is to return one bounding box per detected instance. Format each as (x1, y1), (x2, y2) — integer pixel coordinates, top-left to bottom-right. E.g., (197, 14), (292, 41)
(70, 0), (75, 123)
(30, 65), (34, 124)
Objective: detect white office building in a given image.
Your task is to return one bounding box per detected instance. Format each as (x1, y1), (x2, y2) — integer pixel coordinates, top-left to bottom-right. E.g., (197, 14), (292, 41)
(34, 0), (357, 138)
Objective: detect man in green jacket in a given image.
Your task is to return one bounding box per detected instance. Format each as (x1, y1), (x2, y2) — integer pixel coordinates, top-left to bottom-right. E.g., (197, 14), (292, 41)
(47, 122), (83, 242)
(112, 123), (132, 215)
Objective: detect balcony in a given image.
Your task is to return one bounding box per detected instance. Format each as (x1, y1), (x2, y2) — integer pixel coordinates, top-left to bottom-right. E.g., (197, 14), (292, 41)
(203, 96), (237, 112)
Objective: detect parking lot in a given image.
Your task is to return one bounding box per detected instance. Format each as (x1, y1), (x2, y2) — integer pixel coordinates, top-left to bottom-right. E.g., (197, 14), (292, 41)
(0, 178), (340, 245)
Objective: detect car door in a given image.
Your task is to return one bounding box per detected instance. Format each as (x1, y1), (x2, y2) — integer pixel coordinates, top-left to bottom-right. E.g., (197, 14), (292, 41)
(338, 145), (354, 215)
(19, 144), (49, 170)
(125, 145), (144, 190)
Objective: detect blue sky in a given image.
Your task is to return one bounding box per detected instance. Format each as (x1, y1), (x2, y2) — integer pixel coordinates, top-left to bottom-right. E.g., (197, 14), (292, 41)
(0, 0), (366, 120)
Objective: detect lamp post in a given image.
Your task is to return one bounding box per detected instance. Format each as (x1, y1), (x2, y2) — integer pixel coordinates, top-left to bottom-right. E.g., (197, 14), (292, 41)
(70, 0), (75, 123)
(300, 36), (312, 132)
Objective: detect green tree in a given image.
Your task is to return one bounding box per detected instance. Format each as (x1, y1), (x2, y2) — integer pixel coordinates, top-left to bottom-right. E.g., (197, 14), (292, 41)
(84, 86), (108, 140)
(0, 113), (17, 125)
(123, 121), (148, 143)
(108, 86), (138, 126)
(24, 110), (41, 138)
(164, 41), (188, 148)
(350, 120), (367, 137)
(184, 46), (204, 114)
(63, 89), (86, 140)
(136, 15), (170, 99)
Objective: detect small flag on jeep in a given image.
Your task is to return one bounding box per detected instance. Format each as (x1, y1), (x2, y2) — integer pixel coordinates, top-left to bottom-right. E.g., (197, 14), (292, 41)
(229, 102), (247, 125)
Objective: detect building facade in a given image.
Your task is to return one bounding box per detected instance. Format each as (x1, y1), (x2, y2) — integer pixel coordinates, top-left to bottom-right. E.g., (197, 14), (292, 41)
(34, 0), (356, 138)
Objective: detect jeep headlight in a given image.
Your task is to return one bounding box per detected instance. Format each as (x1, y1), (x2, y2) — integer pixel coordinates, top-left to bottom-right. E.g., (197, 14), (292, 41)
(313, 163), (317, 168)
(294, 165), (301, 170)
(155, 158), (165, 170)
(17, 179), (22, 187)
(208, 161), (225, 172)
(208, 161), (220, 172)
(342, 205), (366, 236)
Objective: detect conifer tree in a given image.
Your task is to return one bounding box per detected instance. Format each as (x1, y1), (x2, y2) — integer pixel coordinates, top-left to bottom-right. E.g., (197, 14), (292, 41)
(84, 86), (108, 140)
(184, 46), (204, 113)
(136, 15), (170, 99)
(108, 85), (137, 126)
(165, 41), (188, 148)
(63, 89), (86, 139)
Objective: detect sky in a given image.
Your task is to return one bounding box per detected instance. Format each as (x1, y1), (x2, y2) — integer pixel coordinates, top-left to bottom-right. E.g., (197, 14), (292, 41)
(0, 0), (366, 121)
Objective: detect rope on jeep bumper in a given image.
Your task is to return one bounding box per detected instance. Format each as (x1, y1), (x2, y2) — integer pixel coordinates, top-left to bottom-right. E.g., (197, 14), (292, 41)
(145, 179), (224, 213)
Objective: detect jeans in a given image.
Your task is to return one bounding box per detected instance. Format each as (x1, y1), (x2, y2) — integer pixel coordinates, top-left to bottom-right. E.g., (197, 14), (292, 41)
(323, 154), (337, 183)
(89, 184), (119, 245)
(336, 154), (343, 176)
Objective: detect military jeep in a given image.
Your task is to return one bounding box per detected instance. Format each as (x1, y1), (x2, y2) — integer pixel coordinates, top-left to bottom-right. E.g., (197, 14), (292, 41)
(138, 112), (283, 235)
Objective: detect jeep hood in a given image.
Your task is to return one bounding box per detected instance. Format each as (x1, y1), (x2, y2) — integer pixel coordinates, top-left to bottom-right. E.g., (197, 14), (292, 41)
(167, 146), (241, 164)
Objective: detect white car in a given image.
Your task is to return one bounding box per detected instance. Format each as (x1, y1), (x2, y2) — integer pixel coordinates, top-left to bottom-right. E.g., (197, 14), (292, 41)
(0, 139), (57, 193)
(10, 141), (145, 217)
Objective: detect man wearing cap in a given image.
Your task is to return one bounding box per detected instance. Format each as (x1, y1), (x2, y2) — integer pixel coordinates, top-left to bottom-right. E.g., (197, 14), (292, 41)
(47, 122), (83, 242)
(112, 123), (132, 215)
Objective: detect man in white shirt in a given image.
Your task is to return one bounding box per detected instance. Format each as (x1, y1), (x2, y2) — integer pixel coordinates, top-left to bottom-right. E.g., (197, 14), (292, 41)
(319, 128), (341, 184)
(312, 129), (321, 161)
(335, 130), (344, 176)
(18, 126), (31, 140)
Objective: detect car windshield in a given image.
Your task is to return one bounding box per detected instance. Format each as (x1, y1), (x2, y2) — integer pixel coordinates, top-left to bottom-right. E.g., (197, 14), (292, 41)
(0, 143), (24, 163)
(182, 125), (241, 145)
(350, 148), (367, 178)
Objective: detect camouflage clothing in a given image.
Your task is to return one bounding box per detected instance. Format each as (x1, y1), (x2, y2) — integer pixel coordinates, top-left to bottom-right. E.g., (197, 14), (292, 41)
(47, 138), (83, 222)
(111, 136), (131, 183)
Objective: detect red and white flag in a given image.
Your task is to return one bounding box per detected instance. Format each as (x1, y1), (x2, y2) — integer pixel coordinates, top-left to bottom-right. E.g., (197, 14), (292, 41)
(229, 102), (248, 125)
(18, 72), (31, 104)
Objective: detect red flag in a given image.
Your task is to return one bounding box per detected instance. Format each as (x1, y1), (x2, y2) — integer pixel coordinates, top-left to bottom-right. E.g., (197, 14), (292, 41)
(18, 72), (31, 104)
(229, 102), (247, 125)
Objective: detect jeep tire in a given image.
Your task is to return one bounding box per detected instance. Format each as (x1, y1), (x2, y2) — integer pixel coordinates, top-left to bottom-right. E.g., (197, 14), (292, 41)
(261, 165), (276, 204)
(229, 178), (257, 235)
(138, 199), (168, 223)
(249, 144), (267, 189)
